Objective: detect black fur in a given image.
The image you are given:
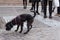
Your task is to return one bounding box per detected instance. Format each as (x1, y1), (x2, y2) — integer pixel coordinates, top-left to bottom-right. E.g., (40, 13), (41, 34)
(5, 14), (35, 34)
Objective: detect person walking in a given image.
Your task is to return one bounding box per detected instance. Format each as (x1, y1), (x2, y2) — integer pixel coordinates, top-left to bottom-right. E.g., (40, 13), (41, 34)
(41, 0), (44, 12)
(29, 0), (34, 11)
(43, 0), (53, 18)
(54, 0), (60, 16)
(29, 0), (40, 15)
(23, 0), (27, 9)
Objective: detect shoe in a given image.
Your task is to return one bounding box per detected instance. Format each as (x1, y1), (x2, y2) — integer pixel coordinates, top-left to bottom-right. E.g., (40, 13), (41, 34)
(30, 8), (34, 12)
(49, 16), (52, 19)
(30, 8), (33, 10)
(44, 16), (47, 18)
(52, 9), (54, 12)
(23, 6), (27, 9)
(36, 11), (40, 15)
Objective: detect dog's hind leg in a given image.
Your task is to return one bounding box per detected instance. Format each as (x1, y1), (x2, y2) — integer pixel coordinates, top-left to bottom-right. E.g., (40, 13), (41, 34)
(19, 23), (23, 33)
(24, 20), (33, 34)
(15, 25), (19, 32)
(24, 22), (31, 34)
(30, 25), (32, 29)
(24, 25), (30, 34)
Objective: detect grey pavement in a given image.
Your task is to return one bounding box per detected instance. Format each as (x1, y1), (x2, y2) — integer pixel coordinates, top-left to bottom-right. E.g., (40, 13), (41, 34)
(0, 7), (60, 40)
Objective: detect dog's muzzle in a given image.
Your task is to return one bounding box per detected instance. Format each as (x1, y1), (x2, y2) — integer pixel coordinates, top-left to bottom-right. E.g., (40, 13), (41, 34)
(6, 28), (11, 31)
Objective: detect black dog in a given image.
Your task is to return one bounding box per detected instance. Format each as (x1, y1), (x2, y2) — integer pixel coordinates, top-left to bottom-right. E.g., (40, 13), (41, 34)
(5, 14), (35, 34)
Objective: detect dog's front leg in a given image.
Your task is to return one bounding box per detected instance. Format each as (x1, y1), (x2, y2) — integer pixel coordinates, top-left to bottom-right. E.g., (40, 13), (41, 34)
(15, 25), (19, 32)
(19, 23), (23, 33)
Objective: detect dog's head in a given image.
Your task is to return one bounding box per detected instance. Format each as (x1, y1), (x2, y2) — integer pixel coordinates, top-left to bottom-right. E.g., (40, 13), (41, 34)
(5, 22), (13, 31)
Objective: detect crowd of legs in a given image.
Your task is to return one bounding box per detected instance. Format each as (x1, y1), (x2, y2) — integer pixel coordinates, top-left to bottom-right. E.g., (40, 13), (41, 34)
(23, 0), (60, 19)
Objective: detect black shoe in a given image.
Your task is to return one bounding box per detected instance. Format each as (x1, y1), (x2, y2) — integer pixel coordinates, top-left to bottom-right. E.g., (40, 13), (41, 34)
(44, 16), (47, 18)
(49, 16), (52, 19)
(30, 8), (33, 10)
(30, 8), (34, 12)
(36, 11), (40, 15)
(23, 6), (27, 9)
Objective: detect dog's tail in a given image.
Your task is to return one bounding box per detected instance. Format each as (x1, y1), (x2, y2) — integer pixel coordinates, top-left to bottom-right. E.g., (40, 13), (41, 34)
(33, 12), (36, 18)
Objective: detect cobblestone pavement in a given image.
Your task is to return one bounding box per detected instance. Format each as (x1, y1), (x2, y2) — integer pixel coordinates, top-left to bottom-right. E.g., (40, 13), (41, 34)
(0, 7), (60, 40)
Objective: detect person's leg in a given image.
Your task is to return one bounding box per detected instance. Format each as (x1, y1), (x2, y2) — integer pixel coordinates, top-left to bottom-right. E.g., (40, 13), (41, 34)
(49, 1), (52, 18)
(55, 0), (60, 16)
(36, 2), (39, 15)
(30, 2), (35, 12)
(56, 7), (60, 16)
(30, 2), (34, 10)
(26, 0), (27, 7)
(23, 0), (27, 9)
(57, 0), (60, 14)
(52, 6), (55, 12)
(33, 2), (36, 16)
(43, 0), (47, 18)
(36, 2), (40, 15)
(41, 0), (44, 12)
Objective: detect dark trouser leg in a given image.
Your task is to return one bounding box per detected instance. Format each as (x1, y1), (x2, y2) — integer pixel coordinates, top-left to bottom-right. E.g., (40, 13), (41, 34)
(57, 0), (60, 14)
(49, 1), (52, 18)
(33, 2), (36, 16)
(43, 0), (47, 18)
(36, 2), (40, 15)
(41, 0), (44, 12)
(33, 2), (36, 12)
(57, 7), (60, 14)
(30, 3), (34, 10)
(23, 0), (27, 9)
